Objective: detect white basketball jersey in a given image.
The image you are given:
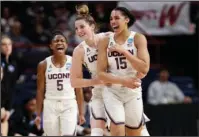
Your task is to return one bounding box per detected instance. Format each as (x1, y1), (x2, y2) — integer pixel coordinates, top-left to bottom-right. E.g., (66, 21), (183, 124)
(82, 33), (105, 79)
(45, 55), (75, 100)
(82, 33), (106, 92)
(107, 31), (138, 79)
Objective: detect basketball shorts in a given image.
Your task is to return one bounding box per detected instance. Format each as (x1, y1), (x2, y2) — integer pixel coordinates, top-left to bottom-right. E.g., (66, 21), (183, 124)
(90, 87), (107, 122)
(43, 99), (78, 136)
(103, 86), (144, 129)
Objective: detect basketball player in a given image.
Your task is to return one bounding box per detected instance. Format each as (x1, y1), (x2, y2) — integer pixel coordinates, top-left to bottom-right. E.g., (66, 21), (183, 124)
(70, 5), (110, 136)
(35, 31), (85, 136)
(71, 4), (150, 136)
(97, 7), (150, 136)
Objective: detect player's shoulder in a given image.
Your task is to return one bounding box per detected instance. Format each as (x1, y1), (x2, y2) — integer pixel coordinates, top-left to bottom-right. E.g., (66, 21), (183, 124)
(97, 31), (113, 39)
(97, 32), (111, 46)
(133, 32), (147, 46)
(73, 42), (85, 55)
(37, 58), (47, 71)
(134, 32), (146, 40)
(104, 31), (113, 37)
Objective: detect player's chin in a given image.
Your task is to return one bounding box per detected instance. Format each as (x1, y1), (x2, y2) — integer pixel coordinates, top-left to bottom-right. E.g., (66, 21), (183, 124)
(55, 49), (66, 54)
(113, 29), (121, 34)
(80, 36), (88, 41)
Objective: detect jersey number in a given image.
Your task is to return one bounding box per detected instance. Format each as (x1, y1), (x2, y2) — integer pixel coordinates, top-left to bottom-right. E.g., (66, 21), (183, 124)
(115, 57), (127, 69)
(57, 80), (63, 91)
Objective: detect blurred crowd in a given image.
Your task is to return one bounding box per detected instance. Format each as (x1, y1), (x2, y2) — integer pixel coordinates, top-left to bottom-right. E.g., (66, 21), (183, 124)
(1, 2), (113, 47)
(1, 1), (199, 136)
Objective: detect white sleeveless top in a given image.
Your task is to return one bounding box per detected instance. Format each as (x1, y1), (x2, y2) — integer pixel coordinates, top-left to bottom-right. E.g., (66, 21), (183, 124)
(45, 55), (75, 100)
(107, 31), (142, 90)
(82, 33), (105, 90)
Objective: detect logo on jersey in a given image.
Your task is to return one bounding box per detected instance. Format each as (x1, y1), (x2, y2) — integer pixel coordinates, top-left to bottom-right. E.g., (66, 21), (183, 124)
(88, 54), (97, 63)
(127, 38), (133, 43)
(87, 48), (91, 53)
(127, 38), (133, 47)
(48, 73), (70, 79)
(108, 49), (134, 57)
(110, 42), (114, 47)
(48, 65), (52, 72)
(66, 63), (71, 70)
(86, 48), (91, 56)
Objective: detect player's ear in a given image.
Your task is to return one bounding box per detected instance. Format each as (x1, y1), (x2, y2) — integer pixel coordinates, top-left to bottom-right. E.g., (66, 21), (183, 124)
(125, 17), (130, 24)
(49, 44), (53, 50)
(91, 24), (95, 31)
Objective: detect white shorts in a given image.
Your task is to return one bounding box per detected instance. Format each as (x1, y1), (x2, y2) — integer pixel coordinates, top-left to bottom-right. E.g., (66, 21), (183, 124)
(90, 87), (107, 122)
(103, 86), (144, 129)
(106, 113), (150, 130)
(43, 99), (78, 136)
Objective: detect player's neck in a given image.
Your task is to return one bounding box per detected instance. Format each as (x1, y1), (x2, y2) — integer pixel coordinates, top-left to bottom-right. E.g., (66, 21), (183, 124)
(52, 55), (66, 64)
(114, 28), (130, 43)
(85, 33), (98, 48)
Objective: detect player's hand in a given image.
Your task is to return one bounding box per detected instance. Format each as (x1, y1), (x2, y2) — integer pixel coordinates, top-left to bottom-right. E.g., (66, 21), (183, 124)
(121, 77), (141, 89)
(93, 76), (112, 86)
(108, 44), (125, 54)
(78, 114), (86, 125)
(34, 116), (41, 130)
(136, 72), (146, 79)
(92, 77), (104, 85)
(105, 83), (112, 86)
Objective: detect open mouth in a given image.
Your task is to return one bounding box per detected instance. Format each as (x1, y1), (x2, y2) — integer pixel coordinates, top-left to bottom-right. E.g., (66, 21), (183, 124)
(56, 46), (64, 52)
(112, 26), (119, 31)
(79, 33), (86, 37)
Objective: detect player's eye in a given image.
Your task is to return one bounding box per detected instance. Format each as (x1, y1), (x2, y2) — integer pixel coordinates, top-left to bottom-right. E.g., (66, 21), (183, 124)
(80, 25), (85, 29)
(61, 39), (66, 42)
(115, 16), (120, 20)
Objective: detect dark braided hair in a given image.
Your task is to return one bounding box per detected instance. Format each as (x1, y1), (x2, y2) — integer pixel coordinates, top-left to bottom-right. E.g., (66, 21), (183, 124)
(51, 30), (68, 43)
(114, 7), (136, 27)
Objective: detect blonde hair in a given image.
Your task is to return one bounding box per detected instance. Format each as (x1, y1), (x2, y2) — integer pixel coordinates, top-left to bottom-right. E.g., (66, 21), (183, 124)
(76, 4), (89, 16)
(0, 35), (12, 45)
(75, 4), (97, 31)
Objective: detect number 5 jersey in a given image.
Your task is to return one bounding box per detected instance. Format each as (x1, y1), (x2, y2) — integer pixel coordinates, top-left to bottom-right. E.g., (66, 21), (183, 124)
(45, 55), (75, 100)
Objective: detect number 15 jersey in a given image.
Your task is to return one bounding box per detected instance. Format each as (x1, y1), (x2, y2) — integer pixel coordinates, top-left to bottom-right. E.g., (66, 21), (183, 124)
(45, 55), (75, 100)
(107, 31), (138, 79)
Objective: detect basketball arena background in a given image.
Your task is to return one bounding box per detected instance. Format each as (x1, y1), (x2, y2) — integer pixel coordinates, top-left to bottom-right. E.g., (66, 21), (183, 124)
(1, 1), (199, 136)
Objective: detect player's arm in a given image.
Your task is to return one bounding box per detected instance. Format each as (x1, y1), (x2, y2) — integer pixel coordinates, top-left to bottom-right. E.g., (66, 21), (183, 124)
(70, 46), (101, 88)
(36, 60), (46, 117)
(97, 36), (126, 84)
(75, 88), (85, 125)
(104, 31), (113, 36)
(75, 88), (84, 115)
(120, 33), (150, 77)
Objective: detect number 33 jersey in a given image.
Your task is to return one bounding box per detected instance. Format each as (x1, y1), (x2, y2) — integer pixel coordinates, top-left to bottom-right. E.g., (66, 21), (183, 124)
(45, 55), (75, 100)
(107, 31), (138, 79)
